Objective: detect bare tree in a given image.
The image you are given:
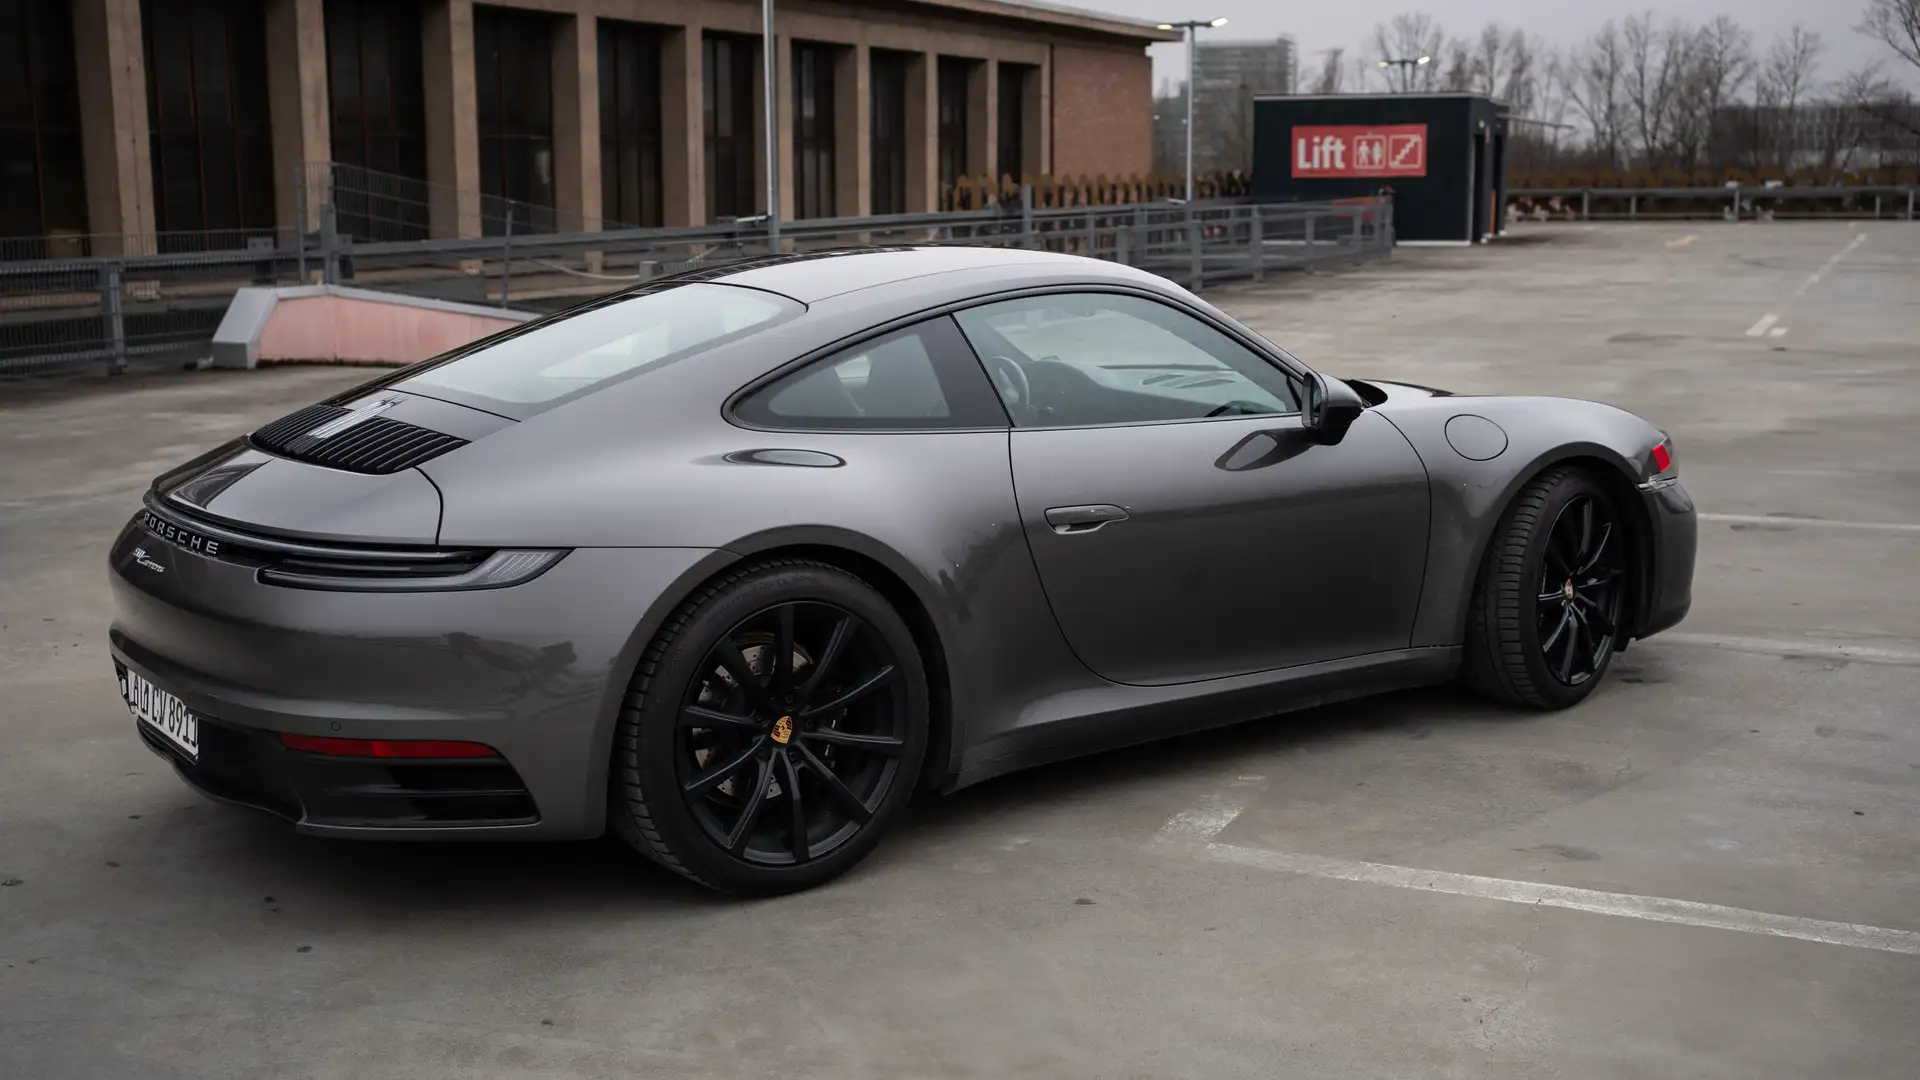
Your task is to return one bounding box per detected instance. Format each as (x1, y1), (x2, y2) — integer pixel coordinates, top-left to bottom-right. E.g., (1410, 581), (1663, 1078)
(1818, 65), (1903, 167)
(1755, 26), (1825, 169)
(1535, 48), (1577, 129)
(1565, 21), (1630, 168)
(1440, 38), (1474, 92)
(1310, 47), (1346, 94)
(1504, 43), (1575, 173)
(1495, 30), (1544, 118)
(1622, 13), (1693, 168)
(1368, 13), (1445, 91)
(1857, 0), (1920, 68)
(1689, 14), (1757, 166)
(1305, 8), (1909, 174)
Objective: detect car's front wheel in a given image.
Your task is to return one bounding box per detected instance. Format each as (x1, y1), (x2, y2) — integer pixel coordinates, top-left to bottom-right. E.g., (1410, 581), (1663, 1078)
(1464, 467), (1630, 710)
(610, 558), (929, 894)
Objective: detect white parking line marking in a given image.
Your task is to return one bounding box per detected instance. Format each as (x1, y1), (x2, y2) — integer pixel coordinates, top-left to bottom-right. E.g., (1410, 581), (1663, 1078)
(1767, 326), (1788, 339)
(1744, 313), (1778, 337)
(1792, 233), (1868, 297)
(1665, 234), (1698, 248)
(1161, 793), (1249, 840)
(1699, 513), (1920, 533)
(1659, 633), (1920, 667)
(1154, 800), (1920, 956)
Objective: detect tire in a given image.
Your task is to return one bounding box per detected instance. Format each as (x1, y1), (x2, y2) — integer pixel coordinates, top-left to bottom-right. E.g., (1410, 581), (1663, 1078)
(1463, 466), (1629, 710)
(609, 558), (930, 895)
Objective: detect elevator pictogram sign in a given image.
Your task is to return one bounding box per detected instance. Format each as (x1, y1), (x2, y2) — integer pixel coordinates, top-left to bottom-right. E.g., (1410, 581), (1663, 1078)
(1291, 125), (1428, 178)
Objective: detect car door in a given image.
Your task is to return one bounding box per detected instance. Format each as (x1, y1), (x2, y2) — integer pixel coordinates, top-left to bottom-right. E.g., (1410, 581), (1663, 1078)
(952, 290), (1430, 686)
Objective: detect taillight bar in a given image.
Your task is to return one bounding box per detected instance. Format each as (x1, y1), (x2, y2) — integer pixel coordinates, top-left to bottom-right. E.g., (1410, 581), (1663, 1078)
(279, 733), (500, 759)
(1651, 440), (1673, 473)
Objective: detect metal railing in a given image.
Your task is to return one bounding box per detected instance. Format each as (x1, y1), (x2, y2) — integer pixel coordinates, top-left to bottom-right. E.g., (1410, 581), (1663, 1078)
(1509, 185), (1919, 221)
(0, 227), (296, 263)
(1, 245), (300, 378)
(3, 190), (1389, 378)
(321, 195), (1392, 311)
(295, 162), (643, 245)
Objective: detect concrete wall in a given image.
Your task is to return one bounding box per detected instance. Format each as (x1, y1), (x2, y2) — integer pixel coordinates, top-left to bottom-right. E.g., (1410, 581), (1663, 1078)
(53, 0), (1171, 249)
(70, 0), (155, 252)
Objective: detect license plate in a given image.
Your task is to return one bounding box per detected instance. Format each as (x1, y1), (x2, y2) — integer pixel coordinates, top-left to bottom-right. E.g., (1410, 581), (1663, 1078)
(120, 667), (199, 761)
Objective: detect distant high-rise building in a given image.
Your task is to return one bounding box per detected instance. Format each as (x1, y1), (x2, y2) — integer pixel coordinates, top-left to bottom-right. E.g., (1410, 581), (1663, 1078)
(1157, 36), (1297, 177)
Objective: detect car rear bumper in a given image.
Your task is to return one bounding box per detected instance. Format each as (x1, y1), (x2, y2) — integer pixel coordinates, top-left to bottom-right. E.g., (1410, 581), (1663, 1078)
(120, 667), (544, 832)
(107, 513), (724, 840)
(1635, 479), (1695, 640)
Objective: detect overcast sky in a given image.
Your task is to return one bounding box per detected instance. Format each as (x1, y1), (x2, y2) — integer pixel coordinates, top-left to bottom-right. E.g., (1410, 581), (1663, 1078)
(1064, 0), (1919, 96)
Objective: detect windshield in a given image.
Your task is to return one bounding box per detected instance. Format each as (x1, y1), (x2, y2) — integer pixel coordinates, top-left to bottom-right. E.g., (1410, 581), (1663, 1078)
(398, 283), (799, 413)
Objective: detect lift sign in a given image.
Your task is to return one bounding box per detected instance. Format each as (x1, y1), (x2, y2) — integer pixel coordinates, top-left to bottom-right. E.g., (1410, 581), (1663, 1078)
(1291, 124), (1428, 178)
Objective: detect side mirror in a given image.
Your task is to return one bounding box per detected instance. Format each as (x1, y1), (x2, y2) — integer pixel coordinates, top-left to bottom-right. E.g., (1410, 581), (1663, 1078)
(1300, 372), (1366, 445)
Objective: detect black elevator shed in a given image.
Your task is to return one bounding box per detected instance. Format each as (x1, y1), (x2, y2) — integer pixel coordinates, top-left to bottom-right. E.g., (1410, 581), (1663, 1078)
(1252, 93), (1509, 244)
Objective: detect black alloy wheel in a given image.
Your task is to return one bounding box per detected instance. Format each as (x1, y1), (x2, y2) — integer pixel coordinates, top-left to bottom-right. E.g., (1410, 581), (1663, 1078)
(610, 558), (929, 894)
(676, 601), (907, 866)
(1534, 494), (1624, 686)
(1463, 466), (1631, 710)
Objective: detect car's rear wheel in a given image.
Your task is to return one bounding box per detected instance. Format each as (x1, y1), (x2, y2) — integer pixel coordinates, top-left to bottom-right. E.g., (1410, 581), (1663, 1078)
(610, 558), (928, 894)
(1463, 467), (1628, 710)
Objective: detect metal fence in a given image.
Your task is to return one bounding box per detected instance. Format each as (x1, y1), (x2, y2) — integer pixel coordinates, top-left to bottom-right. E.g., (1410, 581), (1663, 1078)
(1509, 185), (1918, 221)
(2, 195), (1390, 378)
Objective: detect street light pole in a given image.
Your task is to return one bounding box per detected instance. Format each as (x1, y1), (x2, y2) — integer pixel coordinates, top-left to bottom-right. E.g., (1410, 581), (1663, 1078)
(763, 0), (779, 248)
(1157, 17), (1227, 204)
(1185, 24), (1195, 202)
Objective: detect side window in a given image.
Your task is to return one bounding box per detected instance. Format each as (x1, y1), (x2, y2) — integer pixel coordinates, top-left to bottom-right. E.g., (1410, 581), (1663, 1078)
(951, 293), (1301, 428)
(733, 316), (1009, 430)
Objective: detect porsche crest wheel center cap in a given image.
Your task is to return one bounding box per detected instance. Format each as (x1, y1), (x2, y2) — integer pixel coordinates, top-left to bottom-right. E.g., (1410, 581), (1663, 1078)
(1563, 580), (1575, 601)
(771, 716), (794, 745)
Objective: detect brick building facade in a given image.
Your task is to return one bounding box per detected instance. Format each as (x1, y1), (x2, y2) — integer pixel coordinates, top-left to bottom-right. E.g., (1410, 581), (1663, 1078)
(2, 0), (1175, 251)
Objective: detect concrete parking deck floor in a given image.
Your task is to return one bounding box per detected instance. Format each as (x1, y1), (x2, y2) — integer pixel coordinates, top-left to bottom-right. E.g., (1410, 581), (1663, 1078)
(2, 222), (1916, 1079)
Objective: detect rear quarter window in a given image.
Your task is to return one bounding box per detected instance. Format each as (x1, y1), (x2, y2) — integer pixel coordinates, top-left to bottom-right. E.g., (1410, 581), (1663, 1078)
(733, 316), (1010, 430)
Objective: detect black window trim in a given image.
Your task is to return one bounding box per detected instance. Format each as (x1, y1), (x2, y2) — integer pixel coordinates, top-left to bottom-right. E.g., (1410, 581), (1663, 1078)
(944, 285), (1315, 431)
(728, 314), (1012, 433)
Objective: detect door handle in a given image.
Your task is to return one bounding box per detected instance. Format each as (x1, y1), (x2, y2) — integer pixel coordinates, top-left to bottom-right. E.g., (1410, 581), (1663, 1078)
(1044, 504), (1130, 535)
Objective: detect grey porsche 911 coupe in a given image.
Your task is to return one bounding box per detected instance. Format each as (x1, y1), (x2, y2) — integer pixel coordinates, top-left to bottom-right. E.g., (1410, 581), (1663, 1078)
(109, 246), (1695, 894)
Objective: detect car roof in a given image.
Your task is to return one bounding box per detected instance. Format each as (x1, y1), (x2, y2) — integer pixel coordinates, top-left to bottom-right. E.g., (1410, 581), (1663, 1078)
(698, 246), (1134, 303)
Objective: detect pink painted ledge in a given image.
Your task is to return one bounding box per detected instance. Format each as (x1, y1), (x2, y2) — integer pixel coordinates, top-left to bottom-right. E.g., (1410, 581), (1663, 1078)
(211, 285), (537, 370)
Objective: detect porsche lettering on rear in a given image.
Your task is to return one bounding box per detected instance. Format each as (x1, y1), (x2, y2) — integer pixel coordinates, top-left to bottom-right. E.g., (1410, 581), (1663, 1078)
(141, 510), (221, 558)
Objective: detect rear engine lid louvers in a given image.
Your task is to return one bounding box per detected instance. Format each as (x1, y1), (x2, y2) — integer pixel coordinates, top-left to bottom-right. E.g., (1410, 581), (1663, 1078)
(250, 403), (468, 475)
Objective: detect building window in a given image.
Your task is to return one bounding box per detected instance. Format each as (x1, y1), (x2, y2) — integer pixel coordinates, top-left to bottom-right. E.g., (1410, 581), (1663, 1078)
(936, 57), (971, 191)
(142, 0), (276, 242)
(474, 5), (555, 235)
(868, 50), (908, 215)
(703, 33), (757, 221)
(599, 20), (663, 228)
(997, 63), (1030, 183)
(324, 0), (428, 241)
(0, 0), (88, 252)
(791, 42), (836, 220)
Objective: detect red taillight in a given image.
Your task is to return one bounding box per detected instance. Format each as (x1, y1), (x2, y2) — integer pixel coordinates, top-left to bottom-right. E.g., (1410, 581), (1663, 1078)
(278, 733), (499, 759)
(1651, 442), (1673, 473)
